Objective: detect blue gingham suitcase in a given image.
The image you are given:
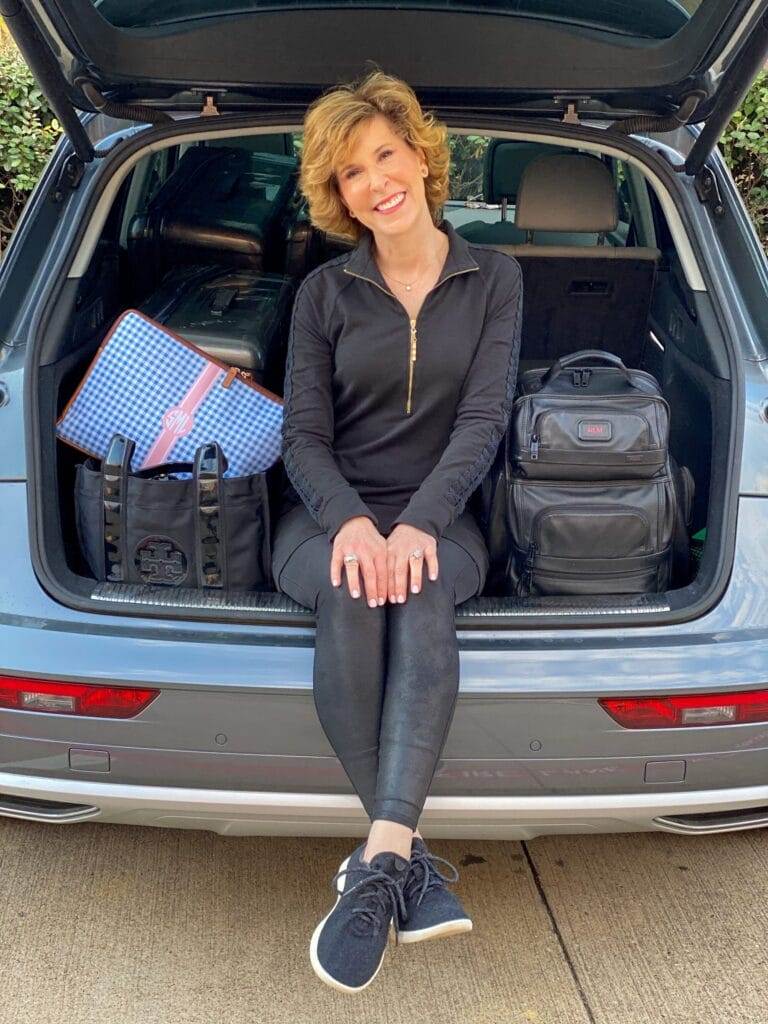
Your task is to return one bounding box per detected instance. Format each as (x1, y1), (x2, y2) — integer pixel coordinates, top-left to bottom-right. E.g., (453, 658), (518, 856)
(56, 309), (284, 477)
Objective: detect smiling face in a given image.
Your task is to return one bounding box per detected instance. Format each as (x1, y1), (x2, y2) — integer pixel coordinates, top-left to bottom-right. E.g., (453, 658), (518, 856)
(334, 113), (431, 240)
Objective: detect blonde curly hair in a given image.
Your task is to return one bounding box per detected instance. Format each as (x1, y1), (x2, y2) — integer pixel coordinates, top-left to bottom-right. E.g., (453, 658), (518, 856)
(298, 68), (450, 242)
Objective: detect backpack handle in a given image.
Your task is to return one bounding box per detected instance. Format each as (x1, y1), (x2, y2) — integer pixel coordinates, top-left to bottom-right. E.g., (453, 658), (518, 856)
(542, 350), (634, 387)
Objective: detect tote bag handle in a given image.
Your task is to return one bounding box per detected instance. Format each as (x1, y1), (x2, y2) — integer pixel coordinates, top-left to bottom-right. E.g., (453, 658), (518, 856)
(194, 441), (227, 589)
(101, 433), (134, 583)
(101, 434), (229, 590)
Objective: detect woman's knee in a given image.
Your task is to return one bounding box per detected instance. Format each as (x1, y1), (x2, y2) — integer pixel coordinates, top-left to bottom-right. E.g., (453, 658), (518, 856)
(436, 538), (483, 605)
(317, 574), (387, 629)
(452, 559), (482, 605)
(276, 534), (333, 611)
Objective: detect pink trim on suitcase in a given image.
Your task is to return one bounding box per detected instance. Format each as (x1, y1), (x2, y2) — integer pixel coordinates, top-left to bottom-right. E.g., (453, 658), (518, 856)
(141, 362), (222, 468)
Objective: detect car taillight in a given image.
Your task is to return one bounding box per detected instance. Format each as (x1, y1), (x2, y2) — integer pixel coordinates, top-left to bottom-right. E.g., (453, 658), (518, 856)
(599, 689), (768, 729)
(0, 675), (159, 718)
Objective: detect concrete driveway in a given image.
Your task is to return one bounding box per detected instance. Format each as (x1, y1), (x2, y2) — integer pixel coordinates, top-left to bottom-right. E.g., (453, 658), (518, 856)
(1, 821), (767, 1023)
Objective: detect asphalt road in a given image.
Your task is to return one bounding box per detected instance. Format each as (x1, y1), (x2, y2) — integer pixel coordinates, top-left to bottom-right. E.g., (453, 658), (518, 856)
(2, 821), (767, 1023)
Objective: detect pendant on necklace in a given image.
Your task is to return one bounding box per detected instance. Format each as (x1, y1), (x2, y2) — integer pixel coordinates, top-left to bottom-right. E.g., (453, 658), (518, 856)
(405, 284), (412, 291)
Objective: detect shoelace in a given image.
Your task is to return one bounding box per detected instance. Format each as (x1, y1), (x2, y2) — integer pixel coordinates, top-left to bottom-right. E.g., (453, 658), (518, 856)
(403, 848), (460, 908)
(331, 861), (409, 936)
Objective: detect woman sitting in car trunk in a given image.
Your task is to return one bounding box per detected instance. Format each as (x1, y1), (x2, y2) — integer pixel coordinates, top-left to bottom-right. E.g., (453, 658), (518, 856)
(271, 68), (523, 993)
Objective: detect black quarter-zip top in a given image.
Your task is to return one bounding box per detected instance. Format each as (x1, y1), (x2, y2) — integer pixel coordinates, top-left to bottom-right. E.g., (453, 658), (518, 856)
(280, 219), (523, 547)
(341, 239), (485, 417)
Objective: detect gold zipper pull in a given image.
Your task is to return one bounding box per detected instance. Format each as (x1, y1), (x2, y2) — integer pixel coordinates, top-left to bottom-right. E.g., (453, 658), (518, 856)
(406, 319), (417, 415)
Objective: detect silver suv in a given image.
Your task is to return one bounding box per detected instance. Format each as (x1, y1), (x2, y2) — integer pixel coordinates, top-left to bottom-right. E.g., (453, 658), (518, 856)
(1, 0), (767, 840)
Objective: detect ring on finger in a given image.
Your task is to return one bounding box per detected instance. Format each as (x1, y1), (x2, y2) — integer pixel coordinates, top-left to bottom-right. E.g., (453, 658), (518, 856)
(409, 548), (423, 559)
(343, 553), (359, 564)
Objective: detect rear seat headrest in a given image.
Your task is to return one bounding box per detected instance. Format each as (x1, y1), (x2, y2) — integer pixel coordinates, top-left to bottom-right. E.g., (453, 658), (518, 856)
(483, 141), (572, 205)
(515, 154), (618, 234)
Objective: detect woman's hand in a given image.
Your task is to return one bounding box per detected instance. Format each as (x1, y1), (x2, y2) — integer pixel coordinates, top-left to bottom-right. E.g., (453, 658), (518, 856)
(386, 523), (438, 603)
(331, 516), (389, 607)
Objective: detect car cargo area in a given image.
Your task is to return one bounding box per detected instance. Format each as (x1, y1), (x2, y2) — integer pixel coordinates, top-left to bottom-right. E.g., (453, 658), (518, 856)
(30, 126), (737, 629)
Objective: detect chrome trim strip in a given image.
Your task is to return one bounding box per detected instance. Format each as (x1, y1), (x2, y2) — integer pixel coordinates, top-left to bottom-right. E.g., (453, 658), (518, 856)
(91, 582), (670, 616)
(92, 582), (283, 612)
(2, 771), (768, 837)
(466, 604), (670, 616)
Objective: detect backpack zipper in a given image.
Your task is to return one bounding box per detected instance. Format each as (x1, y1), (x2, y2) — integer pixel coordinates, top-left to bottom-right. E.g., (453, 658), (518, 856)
(344, 265), (478, 415)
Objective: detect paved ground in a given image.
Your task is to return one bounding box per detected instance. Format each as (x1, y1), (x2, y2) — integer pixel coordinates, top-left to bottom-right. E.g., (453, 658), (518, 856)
(1, 821), (767, 1024)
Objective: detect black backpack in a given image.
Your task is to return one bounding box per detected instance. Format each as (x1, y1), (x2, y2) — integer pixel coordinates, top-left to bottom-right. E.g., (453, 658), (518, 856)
(505, 350), (693, 597)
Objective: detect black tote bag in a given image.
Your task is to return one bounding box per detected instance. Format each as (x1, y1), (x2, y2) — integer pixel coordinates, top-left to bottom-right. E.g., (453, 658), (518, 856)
(75, 434), (272, 590)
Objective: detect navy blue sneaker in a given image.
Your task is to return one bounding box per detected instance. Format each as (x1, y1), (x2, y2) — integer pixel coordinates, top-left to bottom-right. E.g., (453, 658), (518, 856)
(396, 837), (472, 944)
(309, 842), (410, 993)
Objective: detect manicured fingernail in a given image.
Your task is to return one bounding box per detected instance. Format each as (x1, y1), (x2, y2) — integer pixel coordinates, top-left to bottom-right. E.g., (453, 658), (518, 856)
(378, 597), (385, 605)
(398, 594), (405, 603)
(332, 578), (339, 586)
(430, 573), (437, 580)
(411, 585), (419, 593)
(368, 598), (377, 607)
(390, 594), (396, 602)
(352, 589), (360, 598)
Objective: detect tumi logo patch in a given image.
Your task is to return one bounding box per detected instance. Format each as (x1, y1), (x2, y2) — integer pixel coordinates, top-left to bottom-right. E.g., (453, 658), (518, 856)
(578, 420), (612, 441)
(134, 536), (188, 585)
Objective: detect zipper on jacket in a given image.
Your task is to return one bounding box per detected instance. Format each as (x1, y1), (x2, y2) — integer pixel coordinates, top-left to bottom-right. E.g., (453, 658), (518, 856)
(406, 319), (417, 415)
(344, 265), (478, 416)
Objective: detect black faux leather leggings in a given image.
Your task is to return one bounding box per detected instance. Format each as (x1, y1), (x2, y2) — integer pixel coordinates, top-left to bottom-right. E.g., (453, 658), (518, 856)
(273, 504), (487, 831)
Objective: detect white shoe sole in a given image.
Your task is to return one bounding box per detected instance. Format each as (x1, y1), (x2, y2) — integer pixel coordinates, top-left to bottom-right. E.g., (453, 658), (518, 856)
(396, 918), (473, 944)
(309, 853), (391, 994)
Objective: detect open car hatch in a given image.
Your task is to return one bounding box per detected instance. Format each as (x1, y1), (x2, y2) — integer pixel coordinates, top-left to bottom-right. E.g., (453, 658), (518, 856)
(3, 0), (768, 171)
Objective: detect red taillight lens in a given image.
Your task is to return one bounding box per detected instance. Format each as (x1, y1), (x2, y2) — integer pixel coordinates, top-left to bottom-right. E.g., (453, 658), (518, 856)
(0, 675), (159, 718)
(599, 689), (768, 729)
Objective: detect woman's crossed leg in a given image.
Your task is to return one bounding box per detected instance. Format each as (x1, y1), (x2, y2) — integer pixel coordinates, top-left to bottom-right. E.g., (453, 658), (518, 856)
(277, 530), (481, 856)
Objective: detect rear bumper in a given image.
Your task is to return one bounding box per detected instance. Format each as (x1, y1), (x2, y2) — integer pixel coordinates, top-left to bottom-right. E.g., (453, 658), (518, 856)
(2, 770), (768, 839)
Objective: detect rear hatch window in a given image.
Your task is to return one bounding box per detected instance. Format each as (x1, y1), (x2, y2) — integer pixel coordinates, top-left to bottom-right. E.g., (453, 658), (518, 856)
(91, 0), (700, 38)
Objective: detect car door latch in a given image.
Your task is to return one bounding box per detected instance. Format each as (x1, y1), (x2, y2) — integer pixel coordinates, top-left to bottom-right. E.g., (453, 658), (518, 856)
(50, 153), (85, 202)
(694, 167), (725, 218)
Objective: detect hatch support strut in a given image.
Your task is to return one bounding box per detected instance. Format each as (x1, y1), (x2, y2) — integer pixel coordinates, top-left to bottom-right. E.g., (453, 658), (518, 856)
(685, 12), (768, 177)
(0, 0), (94, 164)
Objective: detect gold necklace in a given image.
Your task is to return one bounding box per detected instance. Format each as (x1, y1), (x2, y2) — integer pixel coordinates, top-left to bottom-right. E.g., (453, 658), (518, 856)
(379, 240), (447, 293)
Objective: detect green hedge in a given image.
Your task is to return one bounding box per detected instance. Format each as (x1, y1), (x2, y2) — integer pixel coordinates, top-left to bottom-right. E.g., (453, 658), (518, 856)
(0, 42), (61, 253)
(721, 70), (768, 242)
(0, 49), (766, 249)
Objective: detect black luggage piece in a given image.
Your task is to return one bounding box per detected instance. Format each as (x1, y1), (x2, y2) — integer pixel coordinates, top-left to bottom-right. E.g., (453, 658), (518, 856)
(505, 350), (693, 597)
(75, 435), (273, 590)
(139, 264), (294, 392)
(511, 350), (670, 480)
(127, 146), (298, 288)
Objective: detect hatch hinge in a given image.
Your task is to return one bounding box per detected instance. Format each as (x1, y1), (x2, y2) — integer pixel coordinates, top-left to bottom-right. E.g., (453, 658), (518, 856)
(50, 152), (85, 203)
(694, 166), (725, 218)
(201, 94), (220, 117)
